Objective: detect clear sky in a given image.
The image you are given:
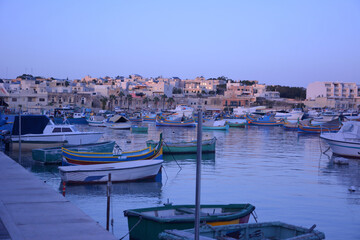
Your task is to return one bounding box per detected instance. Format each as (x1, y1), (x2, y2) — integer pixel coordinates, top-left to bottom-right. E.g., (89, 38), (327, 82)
(0, 0), (359, 87)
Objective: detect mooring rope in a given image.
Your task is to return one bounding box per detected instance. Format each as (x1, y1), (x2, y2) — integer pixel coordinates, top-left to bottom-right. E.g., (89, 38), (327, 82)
(163, 141), (182, 171)
(119, 216), (142, 240)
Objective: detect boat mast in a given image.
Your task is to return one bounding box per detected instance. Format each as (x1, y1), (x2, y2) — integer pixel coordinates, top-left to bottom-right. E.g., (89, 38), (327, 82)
(195, 109), (202, 240)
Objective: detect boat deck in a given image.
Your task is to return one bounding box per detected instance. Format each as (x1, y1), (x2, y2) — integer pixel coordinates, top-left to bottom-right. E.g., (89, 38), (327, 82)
(0, 152), (117, 240)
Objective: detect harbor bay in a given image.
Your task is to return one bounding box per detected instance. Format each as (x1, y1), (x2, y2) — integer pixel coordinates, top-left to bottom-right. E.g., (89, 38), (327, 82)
(7, 123), (360, 240)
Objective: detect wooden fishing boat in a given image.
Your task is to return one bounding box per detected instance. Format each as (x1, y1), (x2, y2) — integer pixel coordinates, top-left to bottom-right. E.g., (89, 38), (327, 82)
(58, 159), (163, 184)
(298, 119), (341, 134)
(32, 141), (116, 164)
(123, 203), (255, 240)
(159, 221), (325, 240)
(156, 115), (196, 127)
(203, 125), (229, 130)
(86, 115), (106, 127)
(105, 115), (131, 129)
(225, 119), (246, 128)
(282, 120), (299, 130)
(62, 137), (163, 165)
(146, 137), (216, 154)
(246, 114), (283, 126)
(131, 125), (148, 133)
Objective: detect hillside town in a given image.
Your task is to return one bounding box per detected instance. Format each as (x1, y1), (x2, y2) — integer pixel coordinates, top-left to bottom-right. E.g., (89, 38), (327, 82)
(0, 74), (359, 114)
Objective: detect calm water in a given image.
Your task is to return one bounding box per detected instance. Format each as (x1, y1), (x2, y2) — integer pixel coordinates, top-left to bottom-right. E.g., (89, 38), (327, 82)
(8, 123), (360, 240)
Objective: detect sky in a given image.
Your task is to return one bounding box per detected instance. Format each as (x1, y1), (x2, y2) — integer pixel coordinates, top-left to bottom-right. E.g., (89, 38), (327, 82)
(0, 0), (359, 87)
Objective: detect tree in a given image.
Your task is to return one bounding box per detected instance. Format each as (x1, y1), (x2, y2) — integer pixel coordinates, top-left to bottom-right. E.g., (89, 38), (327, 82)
(143, 97), (150, 108)
(100, 97), (108, 110)
(109, 94), (116, 111)
(65, 81), (70, 87)
(153, 96), (160, 109)
(161, 94), (167, 110)
(167, 97), (175, 109)
(126, 94), (133, 110)
(118, 91), (125, 108)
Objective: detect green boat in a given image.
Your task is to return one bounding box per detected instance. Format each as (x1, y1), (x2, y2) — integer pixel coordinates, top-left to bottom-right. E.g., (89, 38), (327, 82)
(146, 137), (216, 154)
(159, 221), (325, 240)
(32, 141), (116, 164)
(123, 203), (255, 240)
(131, 125), (148, 133)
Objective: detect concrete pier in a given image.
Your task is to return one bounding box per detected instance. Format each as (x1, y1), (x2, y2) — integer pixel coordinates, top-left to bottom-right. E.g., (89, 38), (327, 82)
(0, 152), (117, 240)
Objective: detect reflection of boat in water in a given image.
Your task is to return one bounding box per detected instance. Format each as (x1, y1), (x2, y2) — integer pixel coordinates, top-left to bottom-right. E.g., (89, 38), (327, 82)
(61, 181), (163, 197)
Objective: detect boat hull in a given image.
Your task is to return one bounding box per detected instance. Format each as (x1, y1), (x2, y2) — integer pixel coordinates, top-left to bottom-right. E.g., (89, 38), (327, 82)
(11, 132), (103, 151)
(320, 135), (360, 158)
(147, 138), (216, 154)
(203, 125), (229, 130)
(59, 160), (163, 184)
(124, 203), (255, 240)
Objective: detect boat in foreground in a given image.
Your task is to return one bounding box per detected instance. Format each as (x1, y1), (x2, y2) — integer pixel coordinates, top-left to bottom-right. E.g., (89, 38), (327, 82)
(62, 138), (163, 165)
(123, 203), (255, 240)
(159, 221), (325, 240)
(11, 115), (103, 151)
(320, 121), (360, 158)
(32, 141), (116, 164)
(58, 159), (163, 184)
(146, 137), (216, 154)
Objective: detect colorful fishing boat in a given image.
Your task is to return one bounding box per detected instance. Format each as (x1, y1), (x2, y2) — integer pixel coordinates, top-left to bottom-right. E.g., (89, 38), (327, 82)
(225, 118), (247, 128)
(123, 203), (255, 240)
(283, 120), (299, 130)
(146, 137), (216, 154)
(59, 159), (163, 184)
(86, 115), (106, 127)
(159, 221), (325, 240)
(32, 141), (116, 164)
(298, 119), (341, 134)
(156, 115), (196, 127)
(62, 136), (163, 165)
(246, 114), (283, 126)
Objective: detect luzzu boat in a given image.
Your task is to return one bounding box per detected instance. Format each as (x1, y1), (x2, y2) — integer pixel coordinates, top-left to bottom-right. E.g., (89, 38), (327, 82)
(146, 137), (216, 154)
(62, 135), (163, 165)
(32, 141), (116, 164)
(156, 115), (196, 127)
(246, 114), (283, 126)
(123, 203), (255, 240)
(298, 119), (341, 134)
(159, 221), (325, 240)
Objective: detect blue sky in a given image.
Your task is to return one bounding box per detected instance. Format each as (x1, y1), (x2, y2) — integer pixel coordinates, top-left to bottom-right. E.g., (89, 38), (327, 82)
(0, 0), (359, 87)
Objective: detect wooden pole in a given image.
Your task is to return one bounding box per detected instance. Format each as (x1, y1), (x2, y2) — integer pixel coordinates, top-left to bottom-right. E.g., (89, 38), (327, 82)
(106, 173), (112, 231)
(195, 109), (202, 240)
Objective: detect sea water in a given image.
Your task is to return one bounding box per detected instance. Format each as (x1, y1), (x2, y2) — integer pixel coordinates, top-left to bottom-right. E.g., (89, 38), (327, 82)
(9, 123), (360, 239)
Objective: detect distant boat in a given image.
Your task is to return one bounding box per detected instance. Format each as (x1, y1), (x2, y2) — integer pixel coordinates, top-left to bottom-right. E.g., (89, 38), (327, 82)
(105, 115), (131, 129)
(11, 115), (103, 151)
(131, 125), (148, 133)
(58, 159), (163, 184)
(159, 221), (325, 240)
(320, 121), (360, 158)
(298, 119), (341, 134)
(62, 136), (163, 165)
(86, 115), (106, 127)
(124, 203), (255, 240)
(156, 115), (196, 127)
(146, 137), (216, 154)
(202, 119), (229, 130)
(225, 118), (246, 128)
(246, 114), (283, 126)
(32, 141), (115, 164)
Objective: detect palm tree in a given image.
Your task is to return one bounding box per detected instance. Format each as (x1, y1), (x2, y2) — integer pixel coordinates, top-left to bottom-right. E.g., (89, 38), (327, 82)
(153, 96), (160, 109)
(118, 91), (125, 109)
(167, 97), (175, 109)
(126, 94), (133, 110)
(109, 94), (116, 111)
(143, 97), (150, 108)
(100, 96), (108, 110)
(161, 94), (167, 110)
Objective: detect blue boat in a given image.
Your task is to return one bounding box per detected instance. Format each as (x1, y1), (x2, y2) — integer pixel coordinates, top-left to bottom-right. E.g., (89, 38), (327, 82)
(156, 115), (196, 127)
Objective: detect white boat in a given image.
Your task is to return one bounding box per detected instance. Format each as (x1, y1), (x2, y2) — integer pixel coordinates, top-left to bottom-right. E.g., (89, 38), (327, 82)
(320, 121), (360, 158)
(105, 115), (131, 129)
(274, 109), (304, 121)
(86, 115), (106, 127)
(11, 115), (103, 150)
(169, 105), (194, 118)
(58, 159), (163, 184)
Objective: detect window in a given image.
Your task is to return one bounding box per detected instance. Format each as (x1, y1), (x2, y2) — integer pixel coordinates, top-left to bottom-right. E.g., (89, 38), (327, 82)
(12, 98), (17, 102)
(52, 128), (61, 133)
(39, 98), (45, 102)
(62, 128), (72, 132)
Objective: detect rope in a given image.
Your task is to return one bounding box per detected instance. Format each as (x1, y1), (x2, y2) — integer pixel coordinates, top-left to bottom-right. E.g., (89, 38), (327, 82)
(251, 210), (258, 223)
(163, 141), (182, 171)
(119, 216), (142, 240)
